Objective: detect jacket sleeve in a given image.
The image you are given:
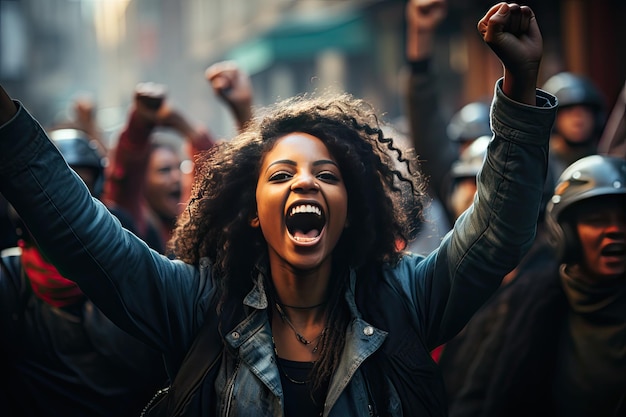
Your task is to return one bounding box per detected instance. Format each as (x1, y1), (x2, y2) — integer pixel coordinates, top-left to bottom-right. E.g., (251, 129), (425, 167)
(0, 103), (213, 358)
(396, 79), (557, 349)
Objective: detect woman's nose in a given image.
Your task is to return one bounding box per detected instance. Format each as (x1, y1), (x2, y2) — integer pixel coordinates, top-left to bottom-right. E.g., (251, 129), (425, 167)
(290, 173), (319, 193)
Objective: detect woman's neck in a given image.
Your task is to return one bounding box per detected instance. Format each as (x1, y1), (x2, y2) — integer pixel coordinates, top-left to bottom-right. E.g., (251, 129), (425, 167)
(268, 257), (332, 319)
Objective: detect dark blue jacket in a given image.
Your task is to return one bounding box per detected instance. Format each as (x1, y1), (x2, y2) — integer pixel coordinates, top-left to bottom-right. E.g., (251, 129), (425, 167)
(0, 80), (556, 416)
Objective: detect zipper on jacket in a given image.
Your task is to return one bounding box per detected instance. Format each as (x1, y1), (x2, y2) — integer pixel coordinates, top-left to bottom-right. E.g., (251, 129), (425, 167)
(140, 386), (170, 416)
(363, 373), (379, 417)
(222, 361), (240, 417)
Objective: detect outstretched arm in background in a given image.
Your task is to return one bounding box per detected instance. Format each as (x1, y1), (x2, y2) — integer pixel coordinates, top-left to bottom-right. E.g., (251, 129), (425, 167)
(205, 60), (253, 133)
(405, 0), (457, 213)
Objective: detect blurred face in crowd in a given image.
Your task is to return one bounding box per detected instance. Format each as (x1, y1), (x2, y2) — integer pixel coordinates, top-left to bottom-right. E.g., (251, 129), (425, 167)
(449, 178), (477, 220)
(573, 196), (626, 281)
(73, 167), (97, 196)
(556, 105), (595, 144)
(145, 145), (183, 221)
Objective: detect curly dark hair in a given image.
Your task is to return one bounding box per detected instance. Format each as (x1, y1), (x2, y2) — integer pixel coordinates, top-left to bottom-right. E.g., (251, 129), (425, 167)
(169, 91), (426, 391)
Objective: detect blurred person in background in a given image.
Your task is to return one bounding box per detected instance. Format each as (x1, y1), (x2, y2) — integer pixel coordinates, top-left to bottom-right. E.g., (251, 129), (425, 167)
(103, 81), (213, 254)
(440, 155), (626, 417)
(0, 128), (167, 417)
(541, 71), (606, 175)
(104, 64), (253, 255)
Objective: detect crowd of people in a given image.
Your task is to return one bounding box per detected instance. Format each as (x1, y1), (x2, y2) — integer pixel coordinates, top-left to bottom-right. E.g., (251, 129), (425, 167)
(0, 1), (624, 416)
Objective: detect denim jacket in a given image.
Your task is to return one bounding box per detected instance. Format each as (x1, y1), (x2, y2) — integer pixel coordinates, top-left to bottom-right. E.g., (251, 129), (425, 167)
(0, 80), (556, 416)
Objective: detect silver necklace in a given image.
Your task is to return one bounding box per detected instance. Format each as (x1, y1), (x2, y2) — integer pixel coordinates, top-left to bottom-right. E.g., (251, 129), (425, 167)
(272, 337), (309, 385)
(275, 302), (326, 353)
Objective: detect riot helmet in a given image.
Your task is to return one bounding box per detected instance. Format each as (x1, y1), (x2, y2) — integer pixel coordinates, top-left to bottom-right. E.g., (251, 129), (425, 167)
(541, 72), (605, 137)
(48, 129), (106, 198)
(449, 135), (490, 180)
(446, 101), (491, 144)
(542, 72), (604, 109)
(545, 155), (626, 262)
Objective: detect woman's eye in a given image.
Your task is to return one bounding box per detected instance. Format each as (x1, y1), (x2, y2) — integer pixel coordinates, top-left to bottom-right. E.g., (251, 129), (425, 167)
(269, 172), (292, 182)
(317, 172), (339, 182)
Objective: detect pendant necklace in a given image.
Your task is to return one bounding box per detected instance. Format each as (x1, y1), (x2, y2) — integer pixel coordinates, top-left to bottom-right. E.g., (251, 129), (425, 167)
(275, 302), (326, 353)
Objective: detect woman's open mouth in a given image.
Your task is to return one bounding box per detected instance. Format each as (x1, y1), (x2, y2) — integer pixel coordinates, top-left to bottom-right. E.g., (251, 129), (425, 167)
(285, 203), (326, 244)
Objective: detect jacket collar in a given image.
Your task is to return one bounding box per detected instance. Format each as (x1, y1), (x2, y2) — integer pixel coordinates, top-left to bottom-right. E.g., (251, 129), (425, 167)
(244, 257), (363, 319)
(237, 261), (388, 411)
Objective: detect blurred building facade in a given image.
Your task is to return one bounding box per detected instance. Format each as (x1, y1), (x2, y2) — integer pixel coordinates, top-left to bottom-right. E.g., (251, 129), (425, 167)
(1, 0), (624, 145)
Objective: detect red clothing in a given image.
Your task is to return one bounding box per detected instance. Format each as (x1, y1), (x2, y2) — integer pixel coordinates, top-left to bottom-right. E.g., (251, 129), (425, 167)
(103, 110), (214, 249)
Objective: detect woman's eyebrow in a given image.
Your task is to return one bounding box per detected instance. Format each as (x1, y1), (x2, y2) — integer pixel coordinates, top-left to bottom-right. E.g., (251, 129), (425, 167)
(266, 159), (337, 173)
(313, 160), (338, 167)
(266, 159), (295, 173)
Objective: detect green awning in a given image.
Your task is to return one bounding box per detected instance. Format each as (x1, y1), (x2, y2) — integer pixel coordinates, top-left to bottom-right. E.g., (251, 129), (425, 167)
(227, 11), (370, 74)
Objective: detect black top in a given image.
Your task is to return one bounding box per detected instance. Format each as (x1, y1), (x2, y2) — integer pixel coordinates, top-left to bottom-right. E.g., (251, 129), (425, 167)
(277, 357), (326, 417)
